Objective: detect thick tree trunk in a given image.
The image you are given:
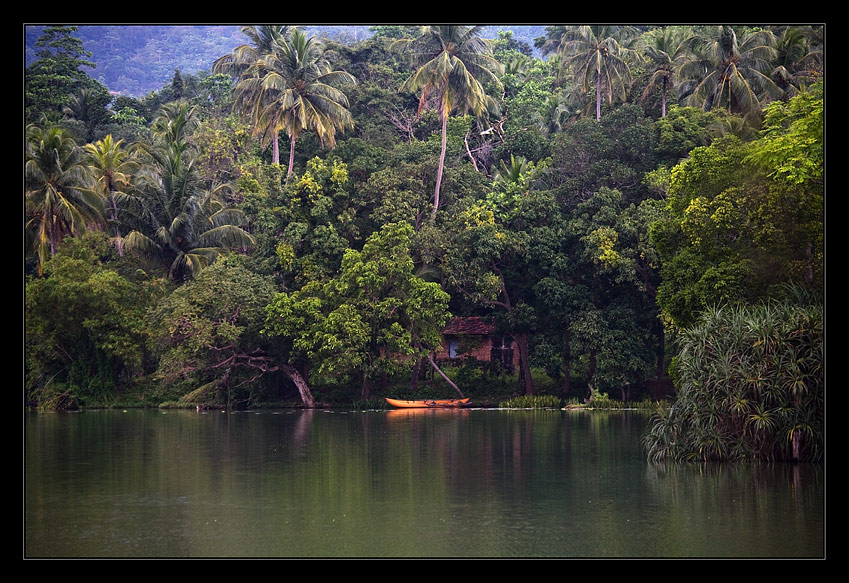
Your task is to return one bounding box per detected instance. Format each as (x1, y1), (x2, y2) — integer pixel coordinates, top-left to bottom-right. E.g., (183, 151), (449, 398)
(516, 333), (534, 395)
(409, 359), (421, 391)
(281, 363), (315, 408)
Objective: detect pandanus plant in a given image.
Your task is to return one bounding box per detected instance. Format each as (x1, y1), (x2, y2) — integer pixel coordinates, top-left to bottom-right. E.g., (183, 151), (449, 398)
(644, 291), (822, 463)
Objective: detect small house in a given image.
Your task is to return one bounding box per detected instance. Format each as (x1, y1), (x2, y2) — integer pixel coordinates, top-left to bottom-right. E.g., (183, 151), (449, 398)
(435, 317), (518, 370)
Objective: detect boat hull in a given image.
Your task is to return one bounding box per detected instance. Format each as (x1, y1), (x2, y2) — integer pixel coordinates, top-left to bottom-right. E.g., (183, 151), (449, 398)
(385, 397), (470, 408)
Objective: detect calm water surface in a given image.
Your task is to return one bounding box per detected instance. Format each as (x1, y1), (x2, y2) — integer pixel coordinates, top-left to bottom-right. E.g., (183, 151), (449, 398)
(25, 408), (824, 558)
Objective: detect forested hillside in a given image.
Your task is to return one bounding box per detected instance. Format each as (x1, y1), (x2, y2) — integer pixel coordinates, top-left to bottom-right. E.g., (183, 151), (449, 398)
(25, 25), (824, 462)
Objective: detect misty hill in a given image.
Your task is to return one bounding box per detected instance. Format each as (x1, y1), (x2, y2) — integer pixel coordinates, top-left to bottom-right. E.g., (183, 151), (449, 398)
(25, 25), (548, 97)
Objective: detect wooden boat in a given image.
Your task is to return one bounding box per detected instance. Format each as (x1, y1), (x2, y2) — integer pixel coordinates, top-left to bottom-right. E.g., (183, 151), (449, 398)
(385, 397), (470, 409)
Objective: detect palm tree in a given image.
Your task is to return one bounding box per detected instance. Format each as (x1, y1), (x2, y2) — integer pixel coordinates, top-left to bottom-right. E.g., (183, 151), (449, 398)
(395, 25), (503, 222)
(534, 92), (578, 135)
(637, 26), (690, 117)
(546, 25), (639, 121)
(677, 26), (782, 123)
(213, 25), (295, 163)
(125, 103), (255, 281)
(25, 123), (104, 275)
(83, 134), (138, 255)
(232, 28), (356, 174)
(213, 25), (294, 79)
(61, 86), (110, 142)
(770, 25), (823, 100)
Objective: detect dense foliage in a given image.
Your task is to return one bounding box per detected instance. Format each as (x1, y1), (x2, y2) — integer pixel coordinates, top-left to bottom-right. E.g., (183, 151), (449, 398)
(25, 24), (824, 463)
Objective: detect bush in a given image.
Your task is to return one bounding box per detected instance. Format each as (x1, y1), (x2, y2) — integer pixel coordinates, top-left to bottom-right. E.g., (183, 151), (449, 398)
(644, 294), (823, 463)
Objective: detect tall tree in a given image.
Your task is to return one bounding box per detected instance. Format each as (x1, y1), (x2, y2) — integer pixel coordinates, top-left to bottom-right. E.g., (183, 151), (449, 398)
(769, 26), (823, 101)
(651, 83), (823, 330)
(395, 25), (503, 221)
(83, 135), (138, 255)
(213, 25), (296, 79)
(677, 26), (782, 123)
(25, 26), (97, 124)
(636, 26), (690, 117)
(232, 28), (356, 174)
(25, 124), (103, 275)
(213, 25), (295, 163)
(265, 222), (452, 401)
(547, 25), (639, 121)
(125, 102), (255, 281)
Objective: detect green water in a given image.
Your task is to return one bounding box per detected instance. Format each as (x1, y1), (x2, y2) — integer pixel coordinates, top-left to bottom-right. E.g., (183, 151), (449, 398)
(25, 408), (824, 558)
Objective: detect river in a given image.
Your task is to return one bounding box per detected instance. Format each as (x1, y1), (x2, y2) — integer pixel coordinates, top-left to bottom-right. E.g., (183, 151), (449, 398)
(24, 408), (824, 558)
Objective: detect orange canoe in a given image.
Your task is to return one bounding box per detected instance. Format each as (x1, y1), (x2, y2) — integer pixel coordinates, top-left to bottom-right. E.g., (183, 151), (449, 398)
(385, 397), (470, 408)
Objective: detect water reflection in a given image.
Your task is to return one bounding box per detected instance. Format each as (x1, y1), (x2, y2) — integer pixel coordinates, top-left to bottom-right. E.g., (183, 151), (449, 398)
(25, 409), (823, 558)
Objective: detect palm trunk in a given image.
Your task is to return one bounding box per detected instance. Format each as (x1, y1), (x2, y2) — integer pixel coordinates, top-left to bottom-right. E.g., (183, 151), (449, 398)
(287, 135), (296, 177)
(431, 111), (448, 222)
(596, 72), (602, 120)
(273, 131), (280, 165)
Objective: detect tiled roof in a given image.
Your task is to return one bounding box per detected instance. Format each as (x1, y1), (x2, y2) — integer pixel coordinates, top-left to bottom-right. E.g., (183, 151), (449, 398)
(442, 316), (495, 335)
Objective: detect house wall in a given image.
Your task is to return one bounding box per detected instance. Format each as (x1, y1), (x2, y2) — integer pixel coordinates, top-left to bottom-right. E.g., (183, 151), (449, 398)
(434, 335), (519, 368)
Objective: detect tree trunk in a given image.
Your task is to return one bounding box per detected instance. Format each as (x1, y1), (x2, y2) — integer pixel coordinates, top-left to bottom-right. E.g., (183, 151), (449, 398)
(281, 363), (315, 408)
(360, 373), (372, 401)
(273, 131), (280, 165)
(596, 71), (602, 121)
(409, 359), (421, 391)
(588, 349), (597, 386)
(560, 325), (572, 397)
(431, 111), (448, 222)
(287, 135), (296, 177)
(516, 333), (534, 395)
(427, 354), (465, 398)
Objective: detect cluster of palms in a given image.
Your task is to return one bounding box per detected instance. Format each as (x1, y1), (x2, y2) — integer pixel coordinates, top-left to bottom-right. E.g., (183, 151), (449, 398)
(216, 24), (821, 220)
(213, 26), (357, 176)
(25, 102), (254, 280)
(538, 25), (821, 123)
(216, 25), (505, 223)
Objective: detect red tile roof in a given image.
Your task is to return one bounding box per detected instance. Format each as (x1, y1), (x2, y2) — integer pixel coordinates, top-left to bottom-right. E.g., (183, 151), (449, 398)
(442, 316), (495, 335)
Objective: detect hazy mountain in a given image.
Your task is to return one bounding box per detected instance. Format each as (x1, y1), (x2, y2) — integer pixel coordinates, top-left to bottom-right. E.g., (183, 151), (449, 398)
(25, 24), (548, 97)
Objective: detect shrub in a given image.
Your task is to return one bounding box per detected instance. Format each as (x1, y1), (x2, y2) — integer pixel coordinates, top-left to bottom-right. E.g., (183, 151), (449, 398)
(644, 294), (823, 463)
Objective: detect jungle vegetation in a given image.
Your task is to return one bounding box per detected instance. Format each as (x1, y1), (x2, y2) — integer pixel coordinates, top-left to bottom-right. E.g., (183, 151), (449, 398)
(25, 25), (824, 462)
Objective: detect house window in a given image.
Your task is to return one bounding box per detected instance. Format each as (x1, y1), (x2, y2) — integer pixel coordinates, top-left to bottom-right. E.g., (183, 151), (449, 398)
(490, 336), (514, 370)
(448, 337), (460, 358)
